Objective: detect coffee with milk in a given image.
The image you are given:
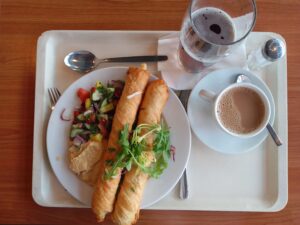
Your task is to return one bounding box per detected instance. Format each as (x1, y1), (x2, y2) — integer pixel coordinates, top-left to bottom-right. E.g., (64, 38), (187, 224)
(217, 87), (266, 134)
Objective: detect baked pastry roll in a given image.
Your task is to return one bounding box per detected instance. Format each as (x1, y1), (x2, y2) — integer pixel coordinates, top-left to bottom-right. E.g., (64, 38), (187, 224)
(112, 79), (169, 225)
(92, 65), (150, 222)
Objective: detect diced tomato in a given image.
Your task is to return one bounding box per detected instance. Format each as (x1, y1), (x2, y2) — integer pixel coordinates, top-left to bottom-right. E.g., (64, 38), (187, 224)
(90, 87), (96, 93)
(90, 114), (96, 122)
(73, 110), (80, 118)
(77, 88), (90, 103)
(86, 113), (96, 124)
(98, 122), (108, 138)
(99, 118), (107, 126)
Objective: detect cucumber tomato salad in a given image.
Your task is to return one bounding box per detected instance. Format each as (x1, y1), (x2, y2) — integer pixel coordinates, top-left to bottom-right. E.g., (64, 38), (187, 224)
(69, 80), (124, 147)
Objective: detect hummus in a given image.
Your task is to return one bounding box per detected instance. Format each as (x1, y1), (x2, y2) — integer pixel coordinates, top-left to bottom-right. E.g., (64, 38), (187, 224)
(68, 140), (107, 186)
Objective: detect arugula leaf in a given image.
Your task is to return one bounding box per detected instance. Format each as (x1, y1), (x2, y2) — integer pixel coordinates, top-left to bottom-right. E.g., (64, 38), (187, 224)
(104, 124), (130, 180)
(104, 122), (171, 180)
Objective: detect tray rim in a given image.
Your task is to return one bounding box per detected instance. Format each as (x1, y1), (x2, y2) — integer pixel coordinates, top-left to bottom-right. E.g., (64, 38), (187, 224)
(32, 30), (288, 211)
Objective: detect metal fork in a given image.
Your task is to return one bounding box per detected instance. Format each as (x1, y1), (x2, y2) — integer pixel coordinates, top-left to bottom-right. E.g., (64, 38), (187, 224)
(48, 88), (61, 110)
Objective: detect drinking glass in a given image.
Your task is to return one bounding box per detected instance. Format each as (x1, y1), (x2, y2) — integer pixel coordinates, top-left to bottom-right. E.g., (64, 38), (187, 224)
(178, 0), (257, 73)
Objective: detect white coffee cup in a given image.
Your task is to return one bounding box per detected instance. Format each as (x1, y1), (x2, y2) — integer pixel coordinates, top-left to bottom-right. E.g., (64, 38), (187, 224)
(199, 83), (271, 138)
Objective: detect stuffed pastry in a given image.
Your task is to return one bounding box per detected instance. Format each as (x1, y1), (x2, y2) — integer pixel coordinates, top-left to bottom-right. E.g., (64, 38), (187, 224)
(111, 79), (169, 225)
(92, 64), (150, 222)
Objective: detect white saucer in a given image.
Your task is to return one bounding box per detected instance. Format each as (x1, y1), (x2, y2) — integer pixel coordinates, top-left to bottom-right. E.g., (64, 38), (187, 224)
(187, 68), (275, 154)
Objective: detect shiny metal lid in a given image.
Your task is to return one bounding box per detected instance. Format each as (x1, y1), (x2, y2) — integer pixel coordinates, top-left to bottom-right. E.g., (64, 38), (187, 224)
(262, 38), (286, 61)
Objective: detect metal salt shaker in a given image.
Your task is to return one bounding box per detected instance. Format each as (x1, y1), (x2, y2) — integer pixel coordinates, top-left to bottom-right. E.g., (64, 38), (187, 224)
(247, 38), (286, 71)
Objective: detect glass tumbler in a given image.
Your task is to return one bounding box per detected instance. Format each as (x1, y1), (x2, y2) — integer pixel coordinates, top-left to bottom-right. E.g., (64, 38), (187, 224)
(178, 0), (257, 73)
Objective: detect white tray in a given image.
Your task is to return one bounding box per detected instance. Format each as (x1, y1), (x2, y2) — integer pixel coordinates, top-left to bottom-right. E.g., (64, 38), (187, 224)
(32, 30), (288, 211)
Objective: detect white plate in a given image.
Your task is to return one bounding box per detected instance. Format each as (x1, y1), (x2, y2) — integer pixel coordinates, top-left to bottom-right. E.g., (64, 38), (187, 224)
(188, 68), (275, 154)
(46, 67), (191, 208)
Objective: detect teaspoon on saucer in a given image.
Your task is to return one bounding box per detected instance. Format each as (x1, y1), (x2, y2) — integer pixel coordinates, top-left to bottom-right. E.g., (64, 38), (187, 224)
(236, 74), (282, 146)
(64, 50), (168, 73)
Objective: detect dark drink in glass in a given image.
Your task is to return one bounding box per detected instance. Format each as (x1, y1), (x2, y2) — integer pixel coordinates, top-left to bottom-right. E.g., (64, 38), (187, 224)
(178, 0), (256, 73)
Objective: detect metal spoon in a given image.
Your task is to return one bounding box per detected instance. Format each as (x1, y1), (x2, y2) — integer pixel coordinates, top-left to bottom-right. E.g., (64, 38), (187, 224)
(64, 50), (168, 73)
(236, 74), (282, 146)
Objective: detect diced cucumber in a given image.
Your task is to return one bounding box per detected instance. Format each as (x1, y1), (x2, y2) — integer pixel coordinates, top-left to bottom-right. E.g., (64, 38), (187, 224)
(100, 98), (108, 107)
(89, 124), (99, 134)
(70, 128), (84, 138)
(100, 98), (114, 113)
(106, 87), (115, 99)
(83, 109), (93, 117)
(84, 123), (91, 129)
(100, 103), (114, 113)
(107, 87), (115, 94)
(72, 123), (82, 129)
(92, 90), (102, 101)
(76, 114), (85, 121)
(97, 114), (108, 121)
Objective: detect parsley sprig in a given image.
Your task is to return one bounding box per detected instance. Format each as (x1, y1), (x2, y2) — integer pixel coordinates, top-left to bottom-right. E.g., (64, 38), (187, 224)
(104, 123), (171, 180)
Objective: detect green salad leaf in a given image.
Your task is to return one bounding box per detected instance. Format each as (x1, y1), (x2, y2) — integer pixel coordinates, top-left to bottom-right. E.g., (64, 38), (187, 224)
(104, 123), (171, 180)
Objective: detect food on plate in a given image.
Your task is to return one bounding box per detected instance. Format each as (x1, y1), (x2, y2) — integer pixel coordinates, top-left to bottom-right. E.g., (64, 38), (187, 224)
(68, 141), (107, 185)
(68, 79), (124, 185)
(66, 64), (173, 224)
(111, 79), (170, 225)
(92, 64), (150, 222)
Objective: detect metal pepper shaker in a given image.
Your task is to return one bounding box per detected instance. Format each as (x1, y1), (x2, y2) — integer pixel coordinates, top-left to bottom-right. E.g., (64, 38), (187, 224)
(247, 38), (286, 71)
